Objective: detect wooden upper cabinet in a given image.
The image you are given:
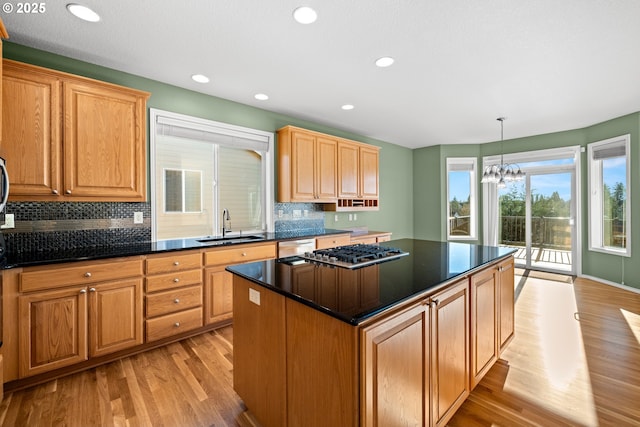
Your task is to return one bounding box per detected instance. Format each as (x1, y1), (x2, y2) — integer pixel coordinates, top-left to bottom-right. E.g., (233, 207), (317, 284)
(0, 17), (8, 151)
(279, 126), (337, 202)
(2, 61), (62, 196)
(338, 141), (379, 199)
(64, 80), (147, 199)
(2, 59), (150, 201)
(360, 145), (379, 199)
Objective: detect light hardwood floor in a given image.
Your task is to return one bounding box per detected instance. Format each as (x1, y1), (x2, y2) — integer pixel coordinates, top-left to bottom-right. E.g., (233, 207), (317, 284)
(1, 272), (638, 426)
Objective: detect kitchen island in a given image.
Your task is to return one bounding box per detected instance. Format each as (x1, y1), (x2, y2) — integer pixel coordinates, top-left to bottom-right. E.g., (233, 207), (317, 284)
(227, 238), (515, 427)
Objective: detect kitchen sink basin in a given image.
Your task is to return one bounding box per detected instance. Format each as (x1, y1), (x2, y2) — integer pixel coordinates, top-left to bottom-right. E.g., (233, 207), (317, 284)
(196, 235), (266, 245)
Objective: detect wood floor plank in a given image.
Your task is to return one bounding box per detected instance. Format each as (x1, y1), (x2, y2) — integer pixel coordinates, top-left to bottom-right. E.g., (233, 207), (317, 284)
(1, 275), (639, 426)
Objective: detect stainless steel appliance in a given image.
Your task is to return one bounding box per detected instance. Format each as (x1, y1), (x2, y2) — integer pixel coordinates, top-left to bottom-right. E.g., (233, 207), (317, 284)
(301, 243), (409, 269)
(0, 157), (8, 213)
(277, 238), (316, 258)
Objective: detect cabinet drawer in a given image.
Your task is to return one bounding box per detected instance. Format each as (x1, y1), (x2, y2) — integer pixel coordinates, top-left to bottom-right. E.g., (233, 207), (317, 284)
(145, 269), (202, 293)
(145, 252), (202, 274)
(146, 285), (202, 318)
(145, 307), (203, 342)
(203, 243), (276, 266)
(316, 234), (351, 250)
(351, 236), (377, 245)
(20, 258), (143, 292)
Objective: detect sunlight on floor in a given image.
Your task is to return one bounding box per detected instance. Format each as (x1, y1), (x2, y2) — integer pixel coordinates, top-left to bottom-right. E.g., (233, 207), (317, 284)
(620, 308), (640, 344)
(503, 276), (598, 426)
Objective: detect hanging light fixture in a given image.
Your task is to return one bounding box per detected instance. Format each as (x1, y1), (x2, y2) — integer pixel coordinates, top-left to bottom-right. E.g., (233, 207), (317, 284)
(481, 117), (525, 188)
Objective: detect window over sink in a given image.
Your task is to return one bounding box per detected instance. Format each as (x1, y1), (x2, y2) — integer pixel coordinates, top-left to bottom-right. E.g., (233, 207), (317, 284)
(150, 109), (274, 240)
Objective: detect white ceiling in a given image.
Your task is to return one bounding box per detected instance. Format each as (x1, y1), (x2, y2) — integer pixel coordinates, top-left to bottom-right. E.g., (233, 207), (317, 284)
(3, 1), (640, 149)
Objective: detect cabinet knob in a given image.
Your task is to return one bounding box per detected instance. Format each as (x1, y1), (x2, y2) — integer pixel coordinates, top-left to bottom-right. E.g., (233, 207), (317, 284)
(174, 298), (180, 304)
(52, 189), (59, 195)
(173, 261), (180, 266)
(84, 272), (92, 278)
(174, 322), (180, 327)
(65, 190), (72, 195)
(173, 278), (180, 283)
(242, 252), (247, 257)
(432, 299), (440, 307)
(80, 289), (87, 294)
(89, 287), (96, 292)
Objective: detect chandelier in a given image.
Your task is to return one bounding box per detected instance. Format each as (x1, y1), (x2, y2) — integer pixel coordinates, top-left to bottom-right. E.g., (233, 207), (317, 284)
(481, 117), (525, 188)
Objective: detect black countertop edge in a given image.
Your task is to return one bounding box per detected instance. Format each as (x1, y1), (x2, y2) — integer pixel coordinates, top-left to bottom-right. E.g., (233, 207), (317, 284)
(1, 228), (350, 269)
(226, 240), (517, 326)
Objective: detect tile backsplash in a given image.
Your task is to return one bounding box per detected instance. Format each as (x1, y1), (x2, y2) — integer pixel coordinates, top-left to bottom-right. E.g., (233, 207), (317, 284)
(2, 201), (327, 253)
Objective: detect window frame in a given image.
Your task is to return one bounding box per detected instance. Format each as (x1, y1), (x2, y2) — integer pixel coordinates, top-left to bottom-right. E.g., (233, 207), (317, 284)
(587, 134), (631, 257)
(446, 157), (477, 241)
(149, 108), (274, 241)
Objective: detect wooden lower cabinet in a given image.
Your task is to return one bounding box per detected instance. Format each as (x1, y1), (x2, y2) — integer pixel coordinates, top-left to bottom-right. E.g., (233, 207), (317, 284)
(204, 266), (233, 324)
(18, 278), (143, 377)
(498, 257), (515, 352)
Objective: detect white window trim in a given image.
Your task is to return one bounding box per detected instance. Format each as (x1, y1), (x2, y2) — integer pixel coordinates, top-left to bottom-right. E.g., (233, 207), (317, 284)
(587, 134), (631, 257)
(446, 157), (477, 240)
(150, 108), (274, 241)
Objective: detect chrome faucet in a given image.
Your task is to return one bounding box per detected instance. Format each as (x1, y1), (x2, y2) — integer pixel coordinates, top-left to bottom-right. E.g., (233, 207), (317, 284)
(222, 209), (231, 237)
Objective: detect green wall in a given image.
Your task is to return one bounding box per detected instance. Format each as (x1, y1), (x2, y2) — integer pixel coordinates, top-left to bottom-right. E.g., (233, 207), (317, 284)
(413, 112), (640, 290)
(3, 42), (414, 239)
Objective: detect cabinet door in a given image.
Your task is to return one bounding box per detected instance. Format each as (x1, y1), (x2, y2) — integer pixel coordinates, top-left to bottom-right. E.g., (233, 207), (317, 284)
(360, 146), (379, 199)
(470, 267), (498, 388)
(315, 136), (338, 200)
(63, 80), (146, 200)
(2, 62), (62, 197)
(290, 130), (316, 201)
(204, 266), (233, 324)
(89, 278), (143, 358)
(18, 286), (88, 377)
(431, 279), (469, 427)
(362, 301), (429, 427)
(337, 141), (359, 198)
(498, 257), (515, 353)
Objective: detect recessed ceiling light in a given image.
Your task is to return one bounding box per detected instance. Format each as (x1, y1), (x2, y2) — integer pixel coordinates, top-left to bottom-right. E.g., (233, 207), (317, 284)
(293, 6), (318, 24)
(191, 74), (210, 84)
(254, 93), (269, 101)
(341, 104), (355, 111)
(66, 4), (101, 22)
(375, 57), (395, 67)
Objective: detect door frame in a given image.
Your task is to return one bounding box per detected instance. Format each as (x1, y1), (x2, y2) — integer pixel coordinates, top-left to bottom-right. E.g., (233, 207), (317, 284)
(482, 146), (582, 276)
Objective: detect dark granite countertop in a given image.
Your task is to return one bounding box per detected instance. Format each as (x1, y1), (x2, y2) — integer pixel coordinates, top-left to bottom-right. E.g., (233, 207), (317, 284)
(226, 238), (516, 325)
(1, 229), (350, 269)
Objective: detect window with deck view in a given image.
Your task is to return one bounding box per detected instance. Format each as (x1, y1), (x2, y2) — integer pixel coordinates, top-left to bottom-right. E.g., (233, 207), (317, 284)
(446, 158), (477, 240)
(588, 134), (630, 256)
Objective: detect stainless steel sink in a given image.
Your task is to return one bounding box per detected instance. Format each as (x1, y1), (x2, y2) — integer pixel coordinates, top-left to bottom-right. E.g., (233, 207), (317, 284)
(196, 235), (266, 245)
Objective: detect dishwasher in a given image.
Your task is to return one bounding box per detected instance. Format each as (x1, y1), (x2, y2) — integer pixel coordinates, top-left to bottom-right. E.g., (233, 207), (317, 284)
(277, 238), (316, 258)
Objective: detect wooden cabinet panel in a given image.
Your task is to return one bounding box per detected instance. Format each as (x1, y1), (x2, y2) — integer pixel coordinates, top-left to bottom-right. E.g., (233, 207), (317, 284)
(362, 301), (429, 427)
(146, 284), (202, 318)
(290, 130), (316, 201)
(145, 251), (202, 274)
(431, 279), (470, 427)
(145, 269), (202, 293)
(145, 307), (203, 342)
(63, 80), (146, 200)
(2, 59), (149, 202)
(2, 61), (61, 197)
(498, 257), (515, 353)
(337, 141), (359, 198)
(18, 286), (88, 377)
(360, 146), (379, 199)
(315, 136), (338, 200)
(204, 267), (233, 324)
(315, 234), (351, 250)
(203, 242), (276, 266)
(89, 279), (143, 358)
(21, 258), (143, 292)
(470, 267), (498, 388)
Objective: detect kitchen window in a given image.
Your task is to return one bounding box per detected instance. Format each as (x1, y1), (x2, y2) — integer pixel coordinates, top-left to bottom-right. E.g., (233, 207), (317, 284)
(150, 109), (274, 241)
(587, 134), (631, 256)
(446, 157), (477, 240)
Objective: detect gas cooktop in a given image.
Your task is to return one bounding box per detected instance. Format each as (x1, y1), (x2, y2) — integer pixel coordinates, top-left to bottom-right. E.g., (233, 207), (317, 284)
(300, 243), (409, 269)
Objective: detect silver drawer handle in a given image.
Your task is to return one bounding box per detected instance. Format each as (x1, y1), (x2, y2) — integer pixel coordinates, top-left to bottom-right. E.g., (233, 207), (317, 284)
(173, 261), (180, 266)
(65, 190), (72, 195)
(242, 252), (247, 256)
(84, 272), (92, 278)
(174, 298), (180, 304)
(89, 287), (96, 292)
(52, 189), (59, 195)
(174, 322), (180, 327)
(80, 289), (87, 294)
(173, 278), (180, 283)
